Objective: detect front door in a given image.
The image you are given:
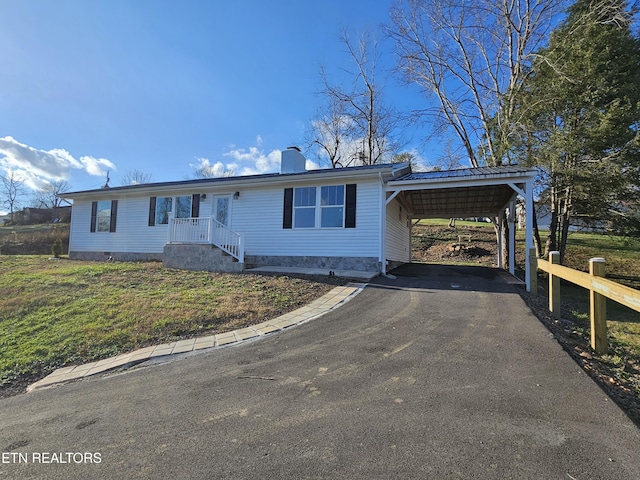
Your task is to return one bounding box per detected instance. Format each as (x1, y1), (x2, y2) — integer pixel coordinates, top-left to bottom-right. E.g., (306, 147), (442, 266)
(212, 195), (231, 245)
(213, 195), (230, 227)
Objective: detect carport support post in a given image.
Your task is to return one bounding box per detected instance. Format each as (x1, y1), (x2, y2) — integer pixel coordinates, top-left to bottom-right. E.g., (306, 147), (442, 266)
(589, 258), (608, 354)
(508, 197), (516, 276)
(496, 214), (504, 269)
(549, 251), (561, 319)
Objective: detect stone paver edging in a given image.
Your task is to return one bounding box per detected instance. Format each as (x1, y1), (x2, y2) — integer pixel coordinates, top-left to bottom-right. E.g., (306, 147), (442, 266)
(26, 283), (365, 393)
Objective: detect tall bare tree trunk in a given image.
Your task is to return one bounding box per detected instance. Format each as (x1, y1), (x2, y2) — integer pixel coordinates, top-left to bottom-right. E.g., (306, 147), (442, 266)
(532, 203), (543, 258)
(558, 184), (574, 263)
(501, 211), (509, 269)
(545, 183), (559, 257)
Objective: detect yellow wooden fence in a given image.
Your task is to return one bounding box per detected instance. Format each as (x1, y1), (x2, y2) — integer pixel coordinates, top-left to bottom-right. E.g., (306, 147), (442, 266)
(529, 248), (640, 354)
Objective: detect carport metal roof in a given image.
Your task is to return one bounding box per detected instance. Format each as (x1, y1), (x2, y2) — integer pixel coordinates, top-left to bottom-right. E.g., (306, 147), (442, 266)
(387, 166), (534, 219)
(383, 166), (536, 292)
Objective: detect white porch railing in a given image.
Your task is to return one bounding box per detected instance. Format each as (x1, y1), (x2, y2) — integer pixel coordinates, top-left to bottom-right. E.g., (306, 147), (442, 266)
(211, 219), (244, 263)
(170, 217), (211, 243)
(169, 217), (244, 263)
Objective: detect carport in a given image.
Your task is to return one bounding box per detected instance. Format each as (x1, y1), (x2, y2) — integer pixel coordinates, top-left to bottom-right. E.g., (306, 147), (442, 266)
(384, 166), (537, 292)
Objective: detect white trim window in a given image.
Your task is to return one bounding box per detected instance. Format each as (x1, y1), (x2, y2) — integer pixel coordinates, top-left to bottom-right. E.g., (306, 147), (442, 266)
(292, 185), (345, 229)
(174, 195), (192, 219)
(149, 195), (198, 226)
(320, 185), (345, 228)
(155, 197), (173, 225)
(283, 184), (356, 230)
(90, 200), (118, 233)
(96, 200), (112, 232)
(294, 187), (317, 228)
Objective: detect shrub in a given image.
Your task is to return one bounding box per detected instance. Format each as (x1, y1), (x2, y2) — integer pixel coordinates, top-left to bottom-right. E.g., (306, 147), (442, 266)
(51, 239), (63, 258)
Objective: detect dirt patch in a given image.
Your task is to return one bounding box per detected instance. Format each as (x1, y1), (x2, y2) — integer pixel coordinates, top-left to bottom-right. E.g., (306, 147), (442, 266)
(412, 224), (499, 266)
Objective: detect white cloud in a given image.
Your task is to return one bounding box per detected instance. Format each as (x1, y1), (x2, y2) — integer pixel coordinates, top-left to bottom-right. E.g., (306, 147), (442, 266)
(191, 136), (318, 179)
(80, 155), (116, 177)
(190, 157), (237, 178)
(305, 159), (320, 171)
(222, 144), (282, 176)
(0, 136), (116, 190)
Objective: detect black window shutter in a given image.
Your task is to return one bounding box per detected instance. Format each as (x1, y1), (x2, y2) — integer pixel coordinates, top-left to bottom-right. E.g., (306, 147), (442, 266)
(345, 184), (357, 228)
(90, 201), (98, 232)
(109, 200), (118, 233)
(283, 188), (293, 229)
(148, 197), (156, 226)
(191, 194), (200, 218)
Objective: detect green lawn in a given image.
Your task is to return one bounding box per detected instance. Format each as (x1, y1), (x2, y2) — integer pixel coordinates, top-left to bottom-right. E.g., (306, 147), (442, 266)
(529, 230), (640, 358)
(561, 232), (640, 283)
(0, 256), (343, 391)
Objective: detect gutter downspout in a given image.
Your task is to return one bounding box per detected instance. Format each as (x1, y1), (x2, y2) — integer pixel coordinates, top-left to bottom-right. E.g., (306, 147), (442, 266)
(379, 172), (386, 276)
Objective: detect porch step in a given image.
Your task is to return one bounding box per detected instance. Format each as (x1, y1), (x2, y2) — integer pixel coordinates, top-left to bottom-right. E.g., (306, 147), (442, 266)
(162, 243), (244, 273)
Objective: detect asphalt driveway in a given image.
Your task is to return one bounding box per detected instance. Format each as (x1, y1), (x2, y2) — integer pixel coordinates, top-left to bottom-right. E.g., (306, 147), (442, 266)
(1, 264), (639, 479)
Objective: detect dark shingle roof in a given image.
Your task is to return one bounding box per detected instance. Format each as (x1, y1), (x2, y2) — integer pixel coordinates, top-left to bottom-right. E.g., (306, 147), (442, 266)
(395, 166), (533, 182)
(62, 162), (409, 198)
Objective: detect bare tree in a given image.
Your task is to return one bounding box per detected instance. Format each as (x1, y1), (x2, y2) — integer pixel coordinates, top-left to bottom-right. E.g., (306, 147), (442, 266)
(0, 171), (27, 222)
(121, 169), (152, 185)
(306, 95), (355, 168)
(309, 30), (403, 167)
(388, 0), (564, 167)
(32, 179), (72, 208)
(388, 0), (564, 267)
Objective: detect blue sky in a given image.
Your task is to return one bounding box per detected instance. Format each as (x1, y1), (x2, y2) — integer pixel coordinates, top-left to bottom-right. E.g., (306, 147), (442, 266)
(0, 0), (429, 199)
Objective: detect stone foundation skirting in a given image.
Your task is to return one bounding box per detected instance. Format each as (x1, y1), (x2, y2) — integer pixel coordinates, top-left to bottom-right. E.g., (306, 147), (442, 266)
(245, 255), (380, 273)
(70, 249), (381, 274)
(69, 251), (162, 262)
(163, 244), (243, 273)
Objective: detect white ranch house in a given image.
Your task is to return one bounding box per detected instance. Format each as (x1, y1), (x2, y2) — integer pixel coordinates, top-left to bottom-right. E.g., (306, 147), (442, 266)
(62, 147), (537, 290)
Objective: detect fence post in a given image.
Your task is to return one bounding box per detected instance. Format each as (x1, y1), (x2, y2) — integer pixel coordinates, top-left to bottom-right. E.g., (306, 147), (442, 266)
(589, 257), (608, 354)
(548, 251), (561, 319)
(528, 247), (538, 294)
(167, 213), (174, 244)
(238, 235), (244, 264)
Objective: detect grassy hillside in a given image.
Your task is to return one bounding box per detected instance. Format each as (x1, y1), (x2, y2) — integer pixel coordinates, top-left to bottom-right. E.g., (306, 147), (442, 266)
(0, 223), (70, 255)
(0, 256), (345, 396)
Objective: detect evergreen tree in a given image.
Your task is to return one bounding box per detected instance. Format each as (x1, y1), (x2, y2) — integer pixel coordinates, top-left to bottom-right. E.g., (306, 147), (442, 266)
(511, 0), (640, 258)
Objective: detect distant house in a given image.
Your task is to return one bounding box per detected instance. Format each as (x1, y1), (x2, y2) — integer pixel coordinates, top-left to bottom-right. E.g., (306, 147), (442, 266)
(14, 206), (71, 225)
(61, 148), (537, 290)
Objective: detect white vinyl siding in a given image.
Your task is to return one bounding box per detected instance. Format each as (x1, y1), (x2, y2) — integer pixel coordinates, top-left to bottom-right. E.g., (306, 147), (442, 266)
(385, 198), (411, 262)
(70, 194), (213, 254)
(68, 177), (383, 259)
(234, 180), (381, 258)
